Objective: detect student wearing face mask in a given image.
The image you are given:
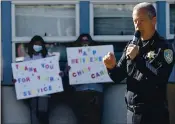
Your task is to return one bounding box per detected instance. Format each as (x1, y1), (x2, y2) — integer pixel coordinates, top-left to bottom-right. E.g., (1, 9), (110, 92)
(12, 35), (70, 124)
(24, 35), (48, 61)
(24, 35), (68, 124)
(23, 35), (50, 124)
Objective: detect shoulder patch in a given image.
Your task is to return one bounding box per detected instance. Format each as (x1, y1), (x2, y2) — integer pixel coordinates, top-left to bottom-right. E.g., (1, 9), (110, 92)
(164, 49), (173, 64)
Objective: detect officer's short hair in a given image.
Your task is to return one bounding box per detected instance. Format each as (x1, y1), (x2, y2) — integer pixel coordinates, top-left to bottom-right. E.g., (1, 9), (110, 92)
(133, 2), (156, 19)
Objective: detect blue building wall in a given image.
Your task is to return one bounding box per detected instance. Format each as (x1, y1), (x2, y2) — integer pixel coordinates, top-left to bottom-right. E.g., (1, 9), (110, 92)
(1, 1), (174, 85)
(156, 1), (167, 38)
(1, 1), (12, 85)
(80, 1), (90, 34)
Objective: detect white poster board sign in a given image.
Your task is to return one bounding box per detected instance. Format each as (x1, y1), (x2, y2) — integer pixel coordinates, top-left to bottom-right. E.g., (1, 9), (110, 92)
(67, 45), (114, 85)
(12, 55), (63, 100)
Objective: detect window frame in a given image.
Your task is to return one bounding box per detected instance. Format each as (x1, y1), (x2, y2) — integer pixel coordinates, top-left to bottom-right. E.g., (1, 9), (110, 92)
(90, 1), (156, 42)
(11, 1), (80, 63)
(166, 1), (175, 39)
(11, 1), (80, 43)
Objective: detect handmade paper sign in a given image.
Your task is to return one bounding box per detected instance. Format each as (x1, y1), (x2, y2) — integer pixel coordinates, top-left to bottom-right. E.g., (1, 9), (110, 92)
(12, 55), (63, 100)
(66, 45), (114, 85)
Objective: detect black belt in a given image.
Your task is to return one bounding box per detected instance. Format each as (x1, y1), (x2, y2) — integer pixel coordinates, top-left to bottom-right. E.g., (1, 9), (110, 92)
(127, 105), (142, 114)
(127, 103), (146, 114)
(127, 102), (166, 114)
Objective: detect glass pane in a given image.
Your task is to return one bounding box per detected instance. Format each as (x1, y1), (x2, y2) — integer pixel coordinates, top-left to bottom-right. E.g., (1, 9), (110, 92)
(15, 5), (76, 37)
(15, 43), (28, 62)
(94, 4), (135, 35)
(94, 17), (134, 35)
(170, 4), (175, 34)
(15, 42), (67, 62)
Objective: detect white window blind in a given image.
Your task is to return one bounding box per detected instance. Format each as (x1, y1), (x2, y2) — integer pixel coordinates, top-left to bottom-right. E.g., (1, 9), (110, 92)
(93, 4), (135, 35)
(15, 5), (76, 37)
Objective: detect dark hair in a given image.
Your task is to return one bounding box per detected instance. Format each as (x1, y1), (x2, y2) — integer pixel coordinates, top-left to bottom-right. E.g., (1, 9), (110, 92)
(28, 35), (48, 58)
(74, 33), (99, 46)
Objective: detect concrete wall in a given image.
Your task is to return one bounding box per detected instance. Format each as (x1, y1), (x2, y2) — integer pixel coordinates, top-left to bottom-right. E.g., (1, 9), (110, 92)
(3, 83), (175, 124)
(2, 84), (127, 124)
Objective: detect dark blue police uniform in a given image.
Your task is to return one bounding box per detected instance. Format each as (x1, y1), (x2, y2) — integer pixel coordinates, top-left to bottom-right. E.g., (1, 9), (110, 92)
(108, 31), (175, 124)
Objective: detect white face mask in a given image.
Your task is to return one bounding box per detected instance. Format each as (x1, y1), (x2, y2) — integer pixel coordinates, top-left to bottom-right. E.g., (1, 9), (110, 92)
(33, 45), (42, 52)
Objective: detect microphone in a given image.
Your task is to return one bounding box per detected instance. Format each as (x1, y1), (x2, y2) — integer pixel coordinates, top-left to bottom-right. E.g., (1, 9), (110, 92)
(126, 30), (141, 59)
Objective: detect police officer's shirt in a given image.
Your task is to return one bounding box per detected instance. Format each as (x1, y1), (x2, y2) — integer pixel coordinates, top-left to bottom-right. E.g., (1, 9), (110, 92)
(107, 31), (175, 105)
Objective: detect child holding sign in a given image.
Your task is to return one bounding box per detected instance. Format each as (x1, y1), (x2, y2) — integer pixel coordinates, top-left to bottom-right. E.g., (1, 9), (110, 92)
(23, 35), (50, 124)
(67, 34), (104, 124)
(13, 35), (67, 124)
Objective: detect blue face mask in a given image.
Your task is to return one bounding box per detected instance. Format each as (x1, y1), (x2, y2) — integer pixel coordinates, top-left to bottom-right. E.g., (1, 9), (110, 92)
(33, 45), (42, 52)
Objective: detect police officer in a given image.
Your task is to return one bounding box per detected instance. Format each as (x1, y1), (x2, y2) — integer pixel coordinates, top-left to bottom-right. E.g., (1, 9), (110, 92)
(103, 2), (175, 124)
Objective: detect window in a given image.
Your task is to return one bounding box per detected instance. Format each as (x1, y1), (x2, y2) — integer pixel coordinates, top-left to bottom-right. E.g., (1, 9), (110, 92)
(12, 1), (79, 42)
(14, 43), (67, 62)
(94, 4), (135, 36)
(90, 2), (156, 42)
(14, 43), (28, 62)
(15, 5), (76, 37)
(166, 3), (175, 39)
(12, 1), (80, 62)
(170, 4), (175, 35)
(90, 3), (137, 41)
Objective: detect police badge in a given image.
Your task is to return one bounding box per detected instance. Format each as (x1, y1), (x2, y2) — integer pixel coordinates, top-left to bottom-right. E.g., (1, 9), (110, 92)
(147, 51), (156, 60)
(164, 49), (173, 64)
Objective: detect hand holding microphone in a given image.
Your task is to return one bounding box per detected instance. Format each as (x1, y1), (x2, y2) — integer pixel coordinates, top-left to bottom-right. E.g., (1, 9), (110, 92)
(126, 31), (141, 60)
(126, 44), (139, 60)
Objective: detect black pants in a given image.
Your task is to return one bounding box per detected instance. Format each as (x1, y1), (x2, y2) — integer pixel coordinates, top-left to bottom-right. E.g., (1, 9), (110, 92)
(70, 90), (103, 124)
(28, 97), (50, 124)
(127, 105), (170, 124)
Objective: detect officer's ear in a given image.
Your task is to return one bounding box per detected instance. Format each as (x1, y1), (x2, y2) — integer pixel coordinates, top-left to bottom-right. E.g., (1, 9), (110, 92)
(151, 16), (156, 26)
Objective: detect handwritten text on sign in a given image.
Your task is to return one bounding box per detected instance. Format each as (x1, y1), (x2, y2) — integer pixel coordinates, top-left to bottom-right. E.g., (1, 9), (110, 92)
(67, 45), (114, 85)
(12, 56), (63, 100)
